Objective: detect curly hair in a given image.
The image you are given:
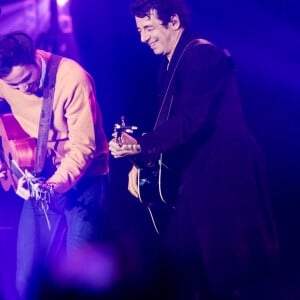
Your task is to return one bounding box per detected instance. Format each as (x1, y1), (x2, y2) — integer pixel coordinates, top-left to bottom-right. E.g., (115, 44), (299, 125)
(0, 31), (36, 78)
(129, 0), (190, 28)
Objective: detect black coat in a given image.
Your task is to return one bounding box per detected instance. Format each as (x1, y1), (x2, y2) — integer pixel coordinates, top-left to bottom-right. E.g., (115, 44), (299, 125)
(137, 29), (279, 296)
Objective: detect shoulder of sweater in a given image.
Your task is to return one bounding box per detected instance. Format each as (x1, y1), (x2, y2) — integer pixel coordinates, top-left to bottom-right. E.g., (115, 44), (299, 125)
(36, 50), (94, 90)
(37, 49), (88, 74)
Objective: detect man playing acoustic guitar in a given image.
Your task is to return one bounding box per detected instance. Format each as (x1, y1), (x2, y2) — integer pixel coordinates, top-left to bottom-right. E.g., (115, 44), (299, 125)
(109, 0), (279, 299)
(0, 31), (109, 300)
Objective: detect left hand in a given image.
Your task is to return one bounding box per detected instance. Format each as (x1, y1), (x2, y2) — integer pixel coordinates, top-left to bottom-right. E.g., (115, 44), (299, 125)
(109, 132), (141, 158)
(0, 170), (7, 179)
(16, 176), (30, 201)
(128, 165), (139, 198)
(0, 163), (7, 179)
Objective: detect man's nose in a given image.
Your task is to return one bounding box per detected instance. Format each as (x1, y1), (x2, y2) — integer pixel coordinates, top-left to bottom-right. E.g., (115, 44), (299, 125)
(16, 83), (28, 93)
(140, 30), (150, 43)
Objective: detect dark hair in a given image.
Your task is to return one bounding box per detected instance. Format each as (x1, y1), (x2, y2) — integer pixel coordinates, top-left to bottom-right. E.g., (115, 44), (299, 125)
(130, 0), (190, 28)
(0, 31), (36, 78)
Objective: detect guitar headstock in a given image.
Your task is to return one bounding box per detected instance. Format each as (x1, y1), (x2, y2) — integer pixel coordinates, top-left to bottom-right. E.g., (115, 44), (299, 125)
(114, 116), (138, 146)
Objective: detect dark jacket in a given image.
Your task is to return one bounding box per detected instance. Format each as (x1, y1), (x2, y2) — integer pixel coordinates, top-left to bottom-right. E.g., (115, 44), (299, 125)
(137, 29), (279, 296)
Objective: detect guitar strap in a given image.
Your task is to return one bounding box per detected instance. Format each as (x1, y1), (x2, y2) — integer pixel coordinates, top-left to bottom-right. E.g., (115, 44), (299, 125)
(34, 54), (62, 175)
(154, 38), (212, 129)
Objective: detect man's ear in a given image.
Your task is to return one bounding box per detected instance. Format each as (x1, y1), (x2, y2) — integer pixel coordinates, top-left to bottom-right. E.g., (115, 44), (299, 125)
(170, 14), (181, 29)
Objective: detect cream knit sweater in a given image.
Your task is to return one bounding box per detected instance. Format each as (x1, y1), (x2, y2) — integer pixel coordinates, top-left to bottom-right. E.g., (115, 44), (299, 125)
(0, 50), (109, 193)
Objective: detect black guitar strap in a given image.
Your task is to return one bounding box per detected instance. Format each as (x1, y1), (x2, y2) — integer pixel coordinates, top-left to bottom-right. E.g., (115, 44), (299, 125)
(34, 54), (62, 175)
(154, 38), (212, 129)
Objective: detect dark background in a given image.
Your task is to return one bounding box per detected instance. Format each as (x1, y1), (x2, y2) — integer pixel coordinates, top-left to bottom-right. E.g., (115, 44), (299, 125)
(0, 0), (300, 299)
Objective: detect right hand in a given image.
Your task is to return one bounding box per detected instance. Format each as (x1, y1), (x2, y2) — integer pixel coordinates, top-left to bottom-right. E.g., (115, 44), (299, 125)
(128, 165), (139, 198)
(16, 176), (30, 201)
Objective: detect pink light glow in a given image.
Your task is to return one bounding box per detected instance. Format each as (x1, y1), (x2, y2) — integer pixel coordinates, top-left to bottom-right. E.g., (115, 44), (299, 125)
(57, 0), (69, 7)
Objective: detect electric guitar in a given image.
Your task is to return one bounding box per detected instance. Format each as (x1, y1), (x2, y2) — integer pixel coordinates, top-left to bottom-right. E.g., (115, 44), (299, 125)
(0, 113), (53, 227)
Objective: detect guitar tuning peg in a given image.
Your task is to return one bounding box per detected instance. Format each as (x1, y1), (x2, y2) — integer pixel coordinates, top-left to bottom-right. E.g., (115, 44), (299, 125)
(121, 116), (125, 126)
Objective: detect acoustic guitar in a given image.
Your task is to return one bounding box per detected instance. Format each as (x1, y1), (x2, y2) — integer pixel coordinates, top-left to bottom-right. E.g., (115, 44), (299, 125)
(136, 154), (177, 208)
(0, 113), (36, 191)
(0, 113), (53, 227)
(114, 118), (177, 233)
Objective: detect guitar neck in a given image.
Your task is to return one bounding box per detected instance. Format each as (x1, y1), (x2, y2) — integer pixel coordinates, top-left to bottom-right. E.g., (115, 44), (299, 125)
(9, 159), (26, 179)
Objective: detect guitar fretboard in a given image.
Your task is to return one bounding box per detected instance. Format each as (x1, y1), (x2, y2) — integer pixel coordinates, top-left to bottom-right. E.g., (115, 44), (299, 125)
(9, 159), (25, 179)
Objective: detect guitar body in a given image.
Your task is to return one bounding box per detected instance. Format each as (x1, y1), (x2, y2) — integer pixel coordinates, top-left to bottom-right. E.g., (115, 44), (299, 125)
(113, 118), (178, 233)
(138, 164), (162, 206)
(137, 156), (177, 209)
(0, 113), (36, 191)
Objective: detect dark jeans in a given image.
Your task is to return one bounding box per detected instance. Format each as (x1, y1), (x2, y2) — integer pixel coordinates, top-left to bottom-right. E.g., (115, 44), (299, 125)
(15, 175), (108, 300)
